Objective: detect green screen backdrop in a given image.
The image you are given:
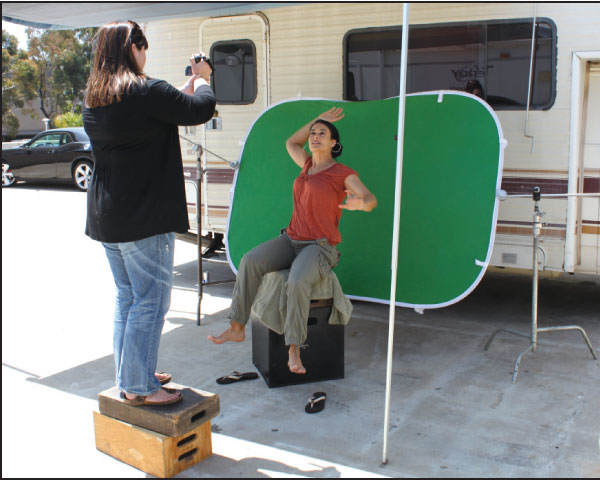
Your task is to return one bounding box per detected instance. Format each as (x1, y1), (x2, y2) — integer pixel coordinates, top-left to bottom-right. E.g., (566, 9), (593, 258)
(226, 93), (504, 309)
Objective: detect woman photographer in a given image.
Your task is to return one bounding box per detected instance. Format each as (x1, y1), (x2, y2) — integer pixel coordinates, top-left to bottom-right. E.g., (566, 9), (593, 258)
(83, 20), (215, 406)
(208, 107), (377, 374)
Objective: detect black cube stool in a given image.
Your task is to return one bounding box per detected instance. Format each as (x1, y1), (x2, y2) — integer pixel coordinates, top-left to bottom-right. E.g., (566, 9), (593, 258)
(251, 298), (344, 388)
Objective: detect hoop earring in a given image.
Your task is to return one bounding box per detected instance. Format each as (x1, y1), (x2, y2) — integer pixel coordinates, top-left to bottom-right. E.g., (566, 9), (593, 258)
(331, 143), (342, 154)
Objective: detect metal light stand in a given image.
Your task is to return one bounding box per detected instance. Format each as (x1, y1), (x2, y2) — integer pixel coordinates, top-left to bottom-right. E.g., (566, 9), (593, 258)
(484, 186), (597, 383)
(182, 136), (238, 326)
(192, 144), (205, 326)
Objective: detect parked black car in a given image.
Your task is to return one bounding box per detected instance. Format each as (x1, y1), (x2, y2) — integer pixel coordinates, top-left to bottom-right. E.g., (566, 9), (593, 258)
(2, 127), (94, 191)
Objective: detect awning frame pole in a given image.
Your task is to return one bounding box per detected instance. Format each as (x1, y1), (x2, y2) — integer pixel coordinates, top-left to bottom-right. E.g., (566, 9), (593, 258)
(382, 2), (410, 465)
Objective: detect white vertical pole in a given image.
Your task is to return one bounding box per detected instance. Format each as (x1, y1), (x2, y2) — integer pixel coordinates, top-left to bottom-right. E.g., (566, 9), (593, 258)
(565, 52), (585, 273)
(382, 2), (410, 465)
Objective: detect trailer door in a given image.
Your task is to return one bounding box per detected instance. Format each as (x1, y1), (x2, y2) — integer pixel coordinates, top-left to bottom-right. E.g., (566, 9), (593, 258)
(580, 62), (600, 272)
(199, 14), (269, 235)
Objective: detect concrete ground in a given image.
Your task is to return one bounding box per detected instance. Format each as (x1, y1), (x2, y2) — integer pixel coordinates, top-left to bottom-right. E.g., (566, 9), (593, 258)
(2, 184), (599, 478)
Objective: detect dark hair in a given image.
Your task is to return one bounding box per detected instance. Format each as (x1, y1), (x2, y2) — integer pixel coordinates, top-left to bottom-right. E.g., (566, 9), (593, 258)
(466, 80), (484, 94)
(311, 119), (343, 158)
(85, 20), (149, 108)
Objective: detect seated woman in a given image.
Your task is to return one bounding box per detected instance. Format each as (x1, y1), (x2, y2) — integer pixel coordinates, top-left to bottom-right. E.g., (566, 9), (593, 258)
(208, 107), (377, 374)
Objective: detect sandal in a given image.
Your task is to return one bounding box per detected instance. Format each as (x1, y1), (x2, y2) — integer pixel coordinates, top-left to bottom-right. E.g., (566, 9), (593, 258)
(155, 372), (172, 385)
(216, 371), (258, 385)
(305, 392), (326, 414)
(120, 387), (182, 406)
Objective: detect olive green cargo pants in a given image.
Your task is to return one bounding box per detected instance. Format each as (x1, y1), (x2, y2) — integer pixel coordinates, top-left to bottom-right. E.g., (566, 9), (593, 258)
(228, 232), (339, 345)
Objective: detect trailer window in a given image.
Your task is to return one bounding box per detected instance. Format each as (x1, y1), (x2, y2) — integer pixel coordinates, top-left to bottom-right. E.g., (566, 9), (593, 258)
(210, 40), (257, 104)
(344, 18), (556, 110)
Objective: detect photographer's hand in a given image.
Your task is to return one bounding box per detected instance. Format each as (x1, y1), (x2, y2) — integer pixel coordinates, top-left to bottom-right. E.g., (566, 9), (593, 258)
(191, 53), (212, 81)
(180, 53), (212, 94)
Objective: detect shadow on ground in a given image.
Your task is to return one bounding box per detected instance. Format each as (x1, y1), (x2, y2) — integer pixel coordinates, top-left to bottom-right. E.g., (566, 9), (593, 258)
(26, 269), (600, 477)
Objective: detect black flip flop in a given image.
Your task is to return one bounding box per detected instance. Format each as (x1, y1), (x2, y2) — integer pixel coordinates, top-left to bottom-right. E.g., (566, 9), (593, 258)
(305, 392), (327, 414)
(216, 371), (259, 385)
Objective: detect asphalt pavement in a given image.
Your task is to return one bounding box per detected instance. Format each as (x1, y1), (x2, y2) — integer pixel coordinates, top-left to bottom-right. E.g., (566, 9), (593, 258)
(2, 183), (599, 478)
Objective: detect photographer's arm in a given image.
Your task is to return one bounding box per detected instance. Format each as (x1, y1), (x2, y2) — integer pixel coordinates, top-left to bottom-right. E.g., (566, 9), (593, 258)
(144, 52), (215, 126)
(145, 80), (215, 126)
(179, 76), (204, 95)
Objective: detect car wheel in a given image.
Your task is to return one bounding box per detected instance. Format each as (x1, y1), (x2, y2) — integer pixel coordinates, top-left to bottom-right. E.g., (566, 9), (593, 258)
(2, 162), (16, 187)
(73, 160), (93, 191)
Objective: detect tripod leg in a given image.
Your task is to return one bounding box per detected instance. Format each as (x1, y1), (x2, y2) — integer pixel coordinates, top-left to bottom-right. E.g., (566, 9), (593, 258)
(512, 343), (535, 383)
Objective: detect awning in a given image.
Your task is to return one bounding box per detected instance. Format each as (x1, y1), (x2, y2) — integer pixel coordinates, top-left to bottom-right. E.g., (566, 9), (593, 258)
(2, 2), (299, 29)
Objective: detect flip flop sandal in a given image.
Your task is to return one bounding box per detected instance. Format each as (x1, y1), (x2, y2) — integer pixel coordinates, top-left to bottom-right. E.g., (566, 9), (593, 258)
(155, 372), (172, 385)
(120, 387), (182, 406)
(305, 392), (327, 414)
(216, 371), (259, 385)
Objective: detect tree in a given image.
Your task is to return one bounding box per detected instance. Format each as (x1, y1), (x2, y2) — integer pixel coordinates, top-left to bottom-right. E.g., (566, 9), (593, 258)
(26, 27), (97, 126)
(2, 30), (37, 138)
(3, 27), (97, 137)
(54, 110), (83, 128)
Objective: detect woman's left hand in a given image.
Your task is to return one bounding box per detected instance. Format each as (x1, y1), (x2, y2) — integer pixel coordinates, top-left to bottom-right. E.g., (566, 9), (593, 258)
(340, 175), (378, 212)
(339, 190), (364, 211)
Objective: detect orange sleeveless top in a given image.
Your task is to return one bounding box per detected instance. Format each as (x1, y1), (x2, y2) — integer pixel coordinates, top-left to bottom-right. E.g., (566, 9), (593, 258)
(286, 157), (357, 246)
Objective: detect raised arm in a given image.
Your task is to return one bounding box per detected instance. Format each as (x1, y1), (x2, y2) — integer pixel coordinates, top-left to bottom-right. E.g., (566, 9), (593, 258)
(339, 174), (378, 212)
(179, 53), (212, 95)
(285, 107), (345, 167)
(142, 53), (216, 127)
(145, 80), (216, 126)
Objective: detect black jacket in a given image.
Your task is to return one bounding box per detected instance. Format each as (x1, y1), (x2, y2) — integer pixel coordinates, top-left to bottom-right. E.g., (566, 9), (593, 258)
(83, 78), (216, 243)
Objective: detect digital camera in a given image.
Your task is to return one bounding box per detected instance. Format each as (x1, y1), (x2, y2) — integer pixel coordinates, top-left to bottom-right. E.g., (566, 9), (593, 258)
(185, 55), (213, 76)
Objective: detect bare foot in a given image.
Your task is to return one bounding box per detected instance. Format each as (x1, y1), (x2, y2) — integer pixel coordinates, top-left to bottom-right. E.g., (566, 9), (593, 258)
(288, 345), (306, 374)
(208, 322), (246, 344)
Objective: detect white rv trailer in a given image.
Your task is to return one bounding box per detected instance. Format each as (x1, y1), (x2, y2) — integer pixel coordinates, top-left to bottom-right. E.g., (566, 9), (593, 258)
(142, 2), (600, 275)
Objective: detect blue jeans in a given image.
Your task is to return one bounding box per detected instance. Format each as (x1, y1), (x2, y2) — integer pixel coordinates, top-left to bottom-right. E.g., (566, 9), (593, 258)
(103, 232), (175, 396)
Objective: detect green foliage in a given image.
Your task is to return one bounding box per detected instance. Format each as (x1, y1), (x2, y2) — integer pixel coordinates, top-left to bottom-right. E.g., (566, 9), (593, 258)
(3, 114), (21, 138)
(3, 29), (38, 137)
(54, 111), (83, 128)
(2, 26), (97, 136)
(2, 29), (18, 55)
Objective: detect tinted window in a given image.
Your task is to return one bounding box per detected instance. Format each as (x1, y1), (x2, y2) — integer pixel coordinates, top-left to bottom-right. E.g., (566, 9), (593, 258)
(345, 18), (556, 110)
(30, 133), (63, 148)
(210, 40), (257, 104)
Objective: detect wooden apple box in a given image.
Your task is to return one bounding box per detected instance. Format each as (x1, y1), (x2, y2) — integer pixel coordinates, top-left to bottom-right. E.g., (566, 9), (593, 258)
(93, 383), (219, 477)
(97, 383), (219, 437)
(93, 411), (212, 478)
